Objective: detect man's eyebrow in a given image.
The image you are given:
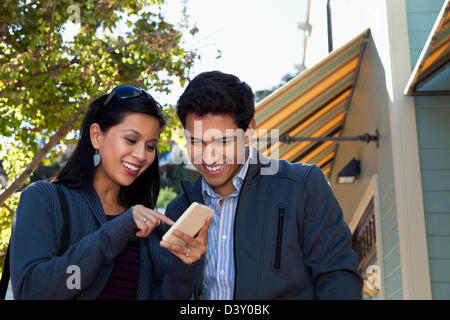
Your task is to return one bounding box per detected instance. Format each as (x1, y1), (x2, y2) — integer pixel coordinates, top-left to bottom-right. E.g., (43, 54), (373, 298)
(214, 136), (236, 140)
(122, 129), (158, 142)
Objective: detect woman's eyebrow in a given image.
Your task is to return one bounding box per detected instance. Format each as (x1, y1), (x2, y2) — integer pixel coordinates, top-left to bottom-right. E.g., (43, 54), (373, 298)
(122, 128), (142, 136)
(122, 129), (158, 142)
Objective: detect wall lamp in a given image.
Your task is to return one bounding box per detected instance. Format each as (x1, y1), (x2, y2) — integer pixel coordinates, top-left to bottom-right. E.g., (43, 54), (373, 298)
(337, 157), (360, 184)
(276, 131), (379, 183)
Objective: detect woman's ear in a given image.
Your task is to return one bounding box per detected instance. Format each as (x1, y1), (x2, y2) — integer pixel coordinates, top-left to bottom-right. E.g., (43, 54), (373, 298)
(90, 123), (103, 150)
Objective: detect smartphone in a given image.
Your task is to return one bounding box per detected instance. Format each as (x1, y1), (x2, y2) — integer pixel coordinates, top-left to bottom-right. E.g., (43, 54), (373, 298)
(162, 202), (214, 246)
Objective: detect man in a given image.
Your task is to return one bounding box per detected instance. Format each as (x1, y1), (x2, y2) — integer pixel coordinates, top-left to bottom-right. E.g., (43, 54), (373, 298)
(165, 70), (362, 299)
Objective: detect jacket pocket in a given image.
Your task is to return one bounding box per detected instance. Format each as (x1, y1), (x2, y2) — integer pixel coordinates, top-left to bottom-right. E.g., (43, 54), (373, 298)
(274, 207), (285, 270)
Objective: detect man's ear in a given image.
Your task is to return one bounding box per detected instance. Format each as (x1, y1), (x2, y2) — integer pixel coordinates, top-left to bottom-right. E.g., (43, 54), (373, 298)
(245, 119), (256, 145)
(90, 123), (103, 150)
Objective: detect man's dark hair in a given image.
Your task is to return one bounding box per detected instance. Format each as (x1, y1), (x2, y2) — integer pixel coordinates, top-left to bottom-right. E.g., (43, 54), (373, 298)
(176, 70), (255, 130)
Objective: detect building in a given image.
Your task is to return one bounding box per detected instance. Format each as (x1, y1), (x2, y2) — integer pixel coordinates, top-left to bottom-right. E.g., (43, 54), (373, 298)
(254, 0), (449, 299)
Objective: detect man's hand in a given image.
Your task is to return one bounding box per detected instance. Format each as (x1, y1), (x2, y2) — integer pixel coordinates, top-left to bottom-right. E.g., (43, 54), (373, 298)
(160, 216), (211, 264)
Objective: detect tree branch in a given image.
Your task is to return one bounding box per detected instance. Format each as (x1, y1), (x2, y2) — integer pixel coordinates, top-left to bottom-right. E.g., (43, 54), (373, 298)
(0, 1), (121, 97)
(0, 83), (116, 208)
(1, 203), (14, 216)
(45, 0), (58, 68)
(0, 111), (82, 207)
(0, 33), (168, 97)
(74, 0), (123, 42)
(0, 57), (79, 97)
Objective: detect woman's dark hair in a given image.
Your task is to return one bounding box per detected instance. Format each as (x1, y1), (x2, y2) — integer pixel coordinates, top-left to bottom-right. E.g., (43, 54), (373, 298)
(176, 70), (255, 130)
(52, 92), (166, 209)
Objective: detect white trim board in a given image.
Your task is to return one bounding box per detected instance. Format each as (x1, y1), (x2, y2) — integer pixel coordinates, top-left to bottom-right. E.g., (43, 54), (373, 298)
(383, 0), (432, 300)
(349, 174), (386, 300)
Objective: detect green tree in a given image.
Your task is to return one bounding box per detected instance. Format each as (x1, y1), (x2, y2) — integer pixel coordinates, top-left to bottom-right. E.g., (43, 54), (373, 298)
(156, 186), (177, 210)
(160, 163), (198, 195)
(0, 0), (199, 273)
(254, 72), (298, 103)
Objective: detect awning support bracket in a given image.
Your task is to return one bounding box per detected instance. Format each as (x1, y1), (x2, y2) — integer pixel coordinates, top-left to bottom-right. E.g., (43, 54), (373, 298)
(280, 129), (379, 148)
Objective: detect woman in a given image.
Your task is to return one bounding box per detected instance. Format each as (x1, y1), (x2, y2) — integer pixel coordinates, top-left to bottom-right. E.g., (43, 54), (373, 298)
(10, 85), (210, 299)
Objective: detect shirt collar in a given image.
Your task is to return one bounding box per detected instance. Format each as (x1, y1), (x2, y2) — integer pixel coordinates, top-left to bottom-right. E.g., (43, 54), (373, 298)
(201, 146), (255, 200)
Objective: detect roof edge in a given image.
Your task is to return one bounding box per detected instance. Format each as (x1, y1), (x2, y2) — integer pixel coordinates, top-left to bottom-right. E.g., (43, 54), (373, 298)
(255, 29), (371, 110)
(404, 0), (450, 96)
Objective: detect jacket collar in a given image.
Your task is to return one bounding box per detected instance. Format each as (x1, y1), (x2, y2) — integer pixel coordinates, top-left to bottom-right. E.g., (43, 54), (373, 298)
(245, 150), (272, 185)
(79, 185), (108, 225)
(181, 178), (204, 205)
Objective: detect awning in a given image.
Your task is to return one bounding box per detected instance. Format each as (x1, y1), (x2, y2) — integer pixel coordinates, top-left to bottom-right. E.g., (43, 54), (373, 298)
(254, 29), (370, 178)
(404, 0), (450, 95)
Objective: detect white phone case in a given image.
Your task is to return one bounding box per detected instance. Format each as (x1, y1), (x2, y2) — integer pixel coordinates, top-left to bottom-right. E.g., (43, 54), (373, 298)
(162, 202), (214, 246)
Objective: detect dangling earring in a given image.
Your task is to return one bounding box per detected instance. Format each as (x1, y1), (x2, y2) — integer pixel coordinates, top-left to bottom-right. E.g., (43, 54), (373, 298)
(93, 149), (102, 167)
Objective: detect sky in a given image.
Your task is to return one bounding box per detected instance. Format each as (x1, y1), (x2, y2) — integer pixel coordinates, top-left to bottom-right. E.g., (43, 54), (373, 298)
(61, 0), (309, 105)
(155, 0), (308, 105)
(0, 1), (309, 147)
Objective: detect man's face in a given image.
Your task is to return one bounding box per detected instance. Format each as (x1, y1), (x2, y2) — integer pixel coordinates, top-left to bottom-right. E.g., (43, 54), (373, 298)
(184, 113), (254, 192)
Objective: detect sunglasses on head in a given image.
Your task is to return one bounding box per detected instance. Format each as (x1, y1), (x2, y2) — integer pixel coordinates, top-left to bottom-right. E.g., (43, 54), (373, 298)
(103, 84), (155, 107)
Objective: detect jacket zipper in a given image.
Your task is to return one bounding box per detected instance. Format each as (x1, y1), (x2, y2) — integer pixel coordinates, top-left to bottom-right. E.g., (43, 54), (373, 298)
(274, 207), (285, 270)
(232, 181), (244, 300)
(232, 163), (256, 300)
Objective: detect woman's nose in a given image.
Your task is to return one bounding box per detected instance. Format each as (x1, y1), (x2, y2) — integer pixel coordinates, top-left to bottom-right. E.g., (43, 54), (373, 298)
(132, 145), (146, 162)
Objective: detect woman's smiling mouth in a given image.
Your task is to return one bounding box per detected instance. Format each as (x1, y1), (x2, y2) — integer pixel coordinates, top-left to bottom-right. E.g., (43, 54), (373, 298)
(121, 161), (141, 176)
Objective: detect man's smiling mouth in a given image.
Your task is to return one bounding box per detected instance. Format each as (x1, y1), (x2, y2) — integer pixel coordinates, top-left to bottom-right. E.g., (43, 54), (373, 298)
(203, 164), (226, 175)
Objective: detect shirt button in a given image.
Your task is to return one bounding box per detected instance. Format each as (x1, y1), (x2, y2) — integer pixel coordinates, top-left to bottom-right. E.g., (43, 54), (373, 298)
(222, 235), (227, 240)
(220, 270), (225, 276)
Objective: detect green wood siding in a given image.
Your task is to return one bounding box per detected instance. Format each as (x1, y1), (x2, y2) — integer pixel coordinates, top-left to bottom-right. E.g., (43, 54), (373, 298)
(406, 0), (449, 299)
(379, 132), (403, 299)
(406, 0), (446, 67)
(416, 98), (450, 299)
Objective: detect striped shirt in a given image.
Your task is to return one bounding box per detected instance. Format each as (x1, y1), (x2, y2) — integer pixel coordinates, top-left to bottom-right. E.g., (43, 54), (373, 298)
(200, 147), (254, 300)
(97, 214), (140, 300)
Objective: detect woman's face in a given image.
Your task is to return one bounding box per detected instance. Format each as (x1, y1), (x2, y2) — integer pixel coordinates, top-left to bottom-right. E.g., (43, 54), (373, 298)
(91, 112), (161, 187)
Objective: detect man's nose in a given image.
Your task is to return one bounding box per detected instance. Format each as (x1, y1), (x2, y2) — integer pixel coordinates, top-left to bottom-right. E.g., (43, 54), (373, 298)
(203, 143), (223, 165)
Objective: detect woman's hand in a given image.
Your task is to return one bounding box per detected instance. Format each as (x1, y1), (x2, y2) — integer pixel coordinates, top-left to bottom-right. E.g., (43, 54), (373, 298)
(132, 205), (174, 238)
(160, 216), (211, 264)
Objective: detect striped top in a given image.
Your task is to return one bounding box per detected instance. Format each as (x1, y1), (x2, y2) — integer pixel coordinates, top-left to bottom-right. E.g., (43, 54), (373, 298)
(97, 214), (140, 300)
(200, 147), (254, 300)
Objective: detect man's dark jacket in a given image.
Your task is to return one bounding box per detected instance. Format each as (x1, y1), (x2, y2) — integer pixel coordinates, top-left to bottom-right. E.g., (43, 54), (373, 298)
(165, 152), (363, 299)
